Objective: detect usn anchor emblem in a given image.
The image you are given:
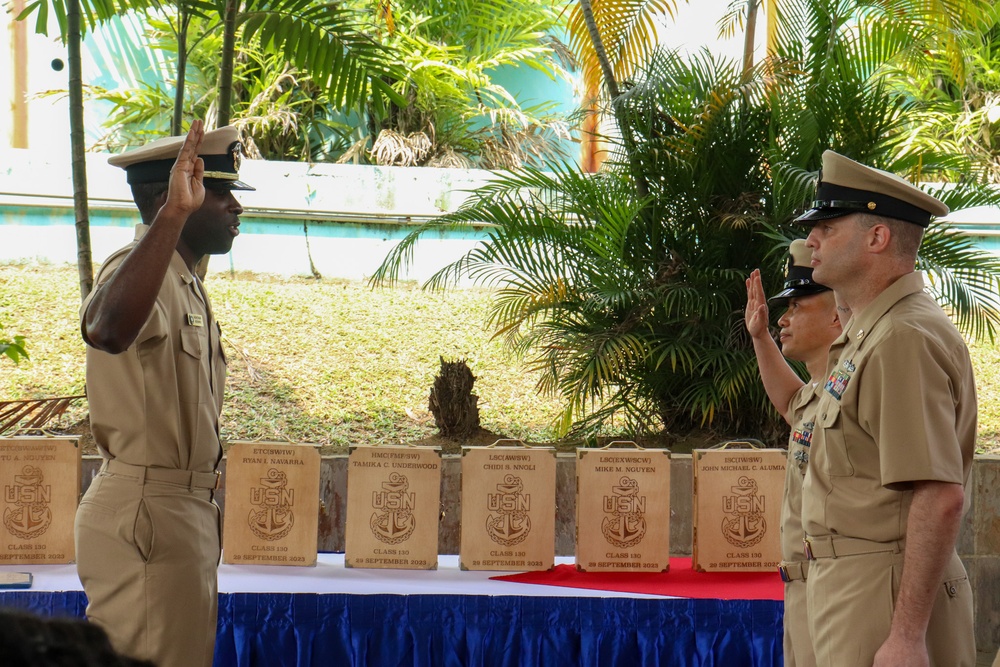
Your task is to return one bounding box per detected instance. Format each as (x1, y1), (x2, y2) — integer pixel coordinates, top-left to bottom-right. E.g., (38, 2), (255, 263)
(370, 472), (416, 545)
(3, 466), (52, 540)
(485, 475), (531, 547)
(248, 469), (294, 541)
(721, 476), (766, 549)
(601, 477), (647, 549)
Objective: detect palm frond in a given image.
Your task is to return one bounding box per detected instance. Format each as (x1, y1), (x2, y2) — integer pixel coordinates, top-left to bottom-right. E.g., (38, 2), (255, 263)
(566, 0), (683, 95)
(241, 0), (403, 109)
(919, 224), (1000, 341)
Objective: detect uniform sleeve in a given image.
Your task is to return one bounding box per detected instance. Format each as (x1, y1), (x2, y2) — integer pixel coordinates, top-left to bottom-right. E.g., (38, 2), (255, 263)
(80, 250), (168, 347)
(857, 328), (967, 488)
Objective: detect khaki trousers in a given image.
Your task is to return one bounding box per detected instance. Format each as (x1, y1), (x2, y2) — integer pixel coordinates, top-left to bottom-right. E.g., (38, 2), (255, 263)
(806, 549), (974, 667)
(75, 471), (221, 667)
(784, 578), (816, 667)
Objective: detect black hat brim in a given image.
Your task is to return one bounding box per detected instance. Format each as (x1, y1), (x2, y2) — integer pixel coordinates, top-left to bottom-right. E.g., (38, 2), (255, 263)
(205, 178), (256, 191)
(767, 284), (831, 307)
(793, 207), (856, 225)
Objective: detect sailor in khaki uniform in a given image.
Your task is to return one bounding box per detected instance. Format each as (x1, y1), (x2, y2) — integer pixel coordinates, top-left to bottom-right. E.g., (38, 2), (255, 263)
(796, 151), (975, 666)
(745, 240), (844, 667)
(75, 121), (252, 667)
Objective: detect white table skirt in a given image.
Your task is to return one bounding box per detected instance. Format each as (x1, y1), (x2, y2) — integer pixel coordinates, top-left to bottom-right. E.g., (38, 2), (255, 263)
(0, 554), (666, 598)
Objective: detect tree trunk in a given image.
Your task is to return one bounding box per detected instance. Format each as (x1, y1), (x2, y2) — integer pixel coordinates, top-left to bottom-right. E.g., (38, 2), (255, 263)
(172, 9), (192, 135)
(217, 0), (239, 127)
(577, 0), (649, 198)
(743, 0), (758, 79)
(578, 0), (620, 99)
(68, 0), (93, 300)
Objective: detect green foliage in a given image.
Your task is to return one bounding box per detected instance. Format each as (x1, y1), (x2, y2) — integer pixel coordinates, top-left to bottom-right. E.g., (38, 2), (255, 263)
(64, 0), (577, 165)
(240, 0), (402, 111)
(15, 0), (145, 39)
(890, 2), (1000, 182)
(362, 0), (576, 167)
(88, 12), (355, 160)
(0, 323), (28, 364)
(373, 0), (1000, 441)
(16, 0), (402, 130)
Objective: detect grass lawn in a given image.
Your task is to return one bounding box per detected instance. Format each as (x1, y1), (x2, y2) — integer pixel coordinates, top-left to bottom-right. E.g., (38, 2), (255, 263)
(2, 262), (999, 456)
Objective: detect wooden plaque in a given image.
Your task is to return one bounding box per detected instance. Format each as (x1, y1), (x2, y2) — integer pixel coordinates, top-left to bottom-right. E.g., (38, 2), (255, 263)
(692, 447), (785, 572)
(0, 437), (80, 565)
(460, 445), (556, 571)
(576, 446), (670, 572)
(222, 442), (320, 566)
(345, 445), (441, 570)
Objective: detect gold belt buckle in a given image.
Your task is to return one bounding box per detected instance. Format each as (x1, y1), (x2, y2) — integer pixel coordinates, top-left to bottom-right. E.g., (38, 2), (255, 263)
(803, 538), (814, 560)
(214, 470), (222, 490)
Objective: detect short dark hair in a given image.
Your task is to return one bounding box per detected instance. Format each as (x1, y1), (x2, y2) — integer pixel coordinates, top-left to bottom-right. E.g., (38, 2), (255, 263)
(129, 182), (168, 223)
(856, 213), (924, 259)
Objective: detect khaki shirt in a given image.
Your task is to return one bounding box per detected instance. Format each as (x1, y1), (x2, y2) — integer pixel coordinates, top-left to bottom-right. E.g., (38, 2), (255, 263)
(802, 272), (976, 541)
(781, 382), (820, 562)
(82, 225), (227, 473)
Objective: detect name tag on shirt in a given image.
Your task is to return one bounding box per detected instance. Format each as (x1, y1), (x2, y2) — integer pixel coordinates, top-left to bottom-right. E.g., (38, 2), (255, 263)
(187, 314), (204, 327)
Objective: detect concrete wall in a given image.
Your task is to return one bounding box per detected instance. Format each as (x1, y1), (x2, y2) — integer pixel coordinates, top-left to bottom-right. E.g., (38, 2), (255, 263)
(80, 452), (1000, 653)
(1, 151), (496, 281)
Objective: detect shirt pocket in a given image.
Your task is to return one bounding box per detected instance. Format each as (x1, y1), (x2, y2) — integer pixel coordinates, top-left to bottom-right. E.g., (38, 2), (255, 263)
(178, 329), (206, 404)
(817, 401), (855, 477)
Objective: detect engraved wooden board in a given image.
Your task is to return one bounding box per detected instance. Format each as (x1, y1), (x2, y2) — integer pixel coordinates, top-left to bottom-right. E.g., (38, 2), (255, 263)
(692, 448), (786, 572)
(0, 437), (80, 565)
(576, 448), (670, 572)
(222, 442), (320, 566)
(459, 446), (556, 571)
(344, 445), (441, 570)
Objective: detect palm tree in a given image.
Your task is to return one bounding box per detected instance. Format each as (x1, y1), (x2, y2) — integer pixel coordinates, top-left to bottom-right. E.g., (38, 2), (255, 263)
(67, 0), (93, 298)
(373, 0), (1000, 442)
(566, 0), (687, 172)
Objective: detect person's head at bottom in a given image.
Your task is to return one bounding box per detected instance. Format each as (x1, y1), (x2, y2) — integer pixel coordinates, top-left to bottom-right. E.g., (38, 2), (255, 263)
(0, 609), (157, 667)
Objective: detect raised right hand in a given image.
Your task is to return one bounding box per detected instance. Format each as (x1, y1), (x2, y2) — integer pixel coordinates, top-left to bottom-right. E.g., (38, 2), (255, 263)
(162, 119), (206, 219)
(745, 269), (770, 339)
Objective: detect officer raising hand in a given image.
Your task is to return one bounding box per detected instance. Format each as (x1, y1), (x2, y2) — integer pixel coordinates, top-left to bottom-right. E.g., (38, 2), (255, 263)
(77, 121), (253, 667)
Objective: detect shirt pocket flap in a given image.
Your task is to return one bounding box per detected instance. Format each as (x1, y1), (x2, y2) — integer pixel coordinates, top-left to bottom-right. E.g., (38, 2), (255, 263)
(817, 400), (841, 428)
(180, 329), (203, 360)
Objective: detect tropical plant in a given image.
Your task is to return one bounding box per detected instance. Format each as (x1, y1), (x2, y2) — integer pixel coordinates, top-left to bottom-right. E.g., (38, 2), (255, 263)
(54, 0), (577, 166)
(0, 324), (28, 364)
(362, 0), (577, 168)
(89, 13), (353, 161)
(373, 0), (1000, 442)
(16, 0), (402, 125)
(890, 2), (1000, 182)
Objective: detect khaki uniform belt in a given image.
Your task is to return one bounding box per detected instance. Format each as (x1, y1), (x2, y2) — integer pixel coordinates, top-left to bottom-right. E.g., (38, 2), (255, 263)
(803, 535), (903, 560)
(104, 459), (221, 490)
(777, 560), (809, 582)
